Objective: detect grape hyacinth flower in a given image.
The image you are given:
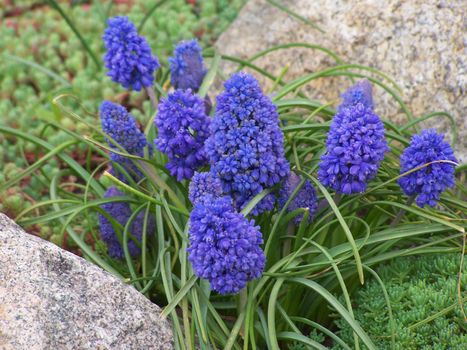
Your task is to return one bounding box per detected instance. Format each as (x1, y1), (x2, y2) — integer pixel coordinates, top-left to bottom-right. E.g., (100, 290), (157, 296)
(169, 39), (207, 92)
(103, 16), (159, 91)
(398, 129), (457, 207)
(318, 83), (388, 194)
(278, 172), (318, 224)
(100, 101), (149, 179)
(98, 187), (153, 259)
(340, 79), (374, 110)
(100, 101), (148, 155)
(188, 195), (265, 294)
(206, 72), (289, 214)
(155, 89), (211, 181)
(188, 171), (223, 205)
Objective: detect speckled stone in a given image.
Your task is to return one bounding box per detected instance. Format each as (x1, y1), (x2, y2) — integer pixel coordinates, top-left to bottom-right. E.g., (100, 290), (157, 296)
(215, 0), (466, 162)
(0, 214), (173, 350)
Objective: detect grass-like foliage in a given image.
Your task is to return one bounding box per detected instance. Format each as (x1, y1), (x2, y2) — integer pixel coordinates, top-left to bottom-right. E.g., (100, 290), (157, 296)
(334, 254), (467, 349)
(0, 0), (245, 236)
(1, 11), (466, 350)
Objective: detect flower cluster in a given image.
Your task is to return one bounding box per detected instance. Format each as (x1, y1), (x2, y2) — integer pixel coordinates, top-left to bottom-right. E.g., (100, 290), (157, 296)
(98, 187), (152, 259)
(100, 101), (148, 156)
(188, 171), (223, 205)
(103, 16), (159, 91)
(398, 129), (457, 207)
(318, 82), (388, 194)
(187, 195), (265, 294)
(100, 101), (149, 179)
(206, 72), (289, 214)
(340, 79), (374, 110)
(278, 172), (318, 224)
(155, 89), (211, 180)
(169, 39), (207, 92)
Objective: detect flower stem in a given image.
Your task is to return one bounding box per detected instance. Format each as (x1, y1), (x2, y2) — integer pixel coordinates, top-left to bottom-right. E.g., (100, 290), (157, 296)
(282, 222), (295, 257)
(238, 287), (248, 336)
(145, 86), (158, 110)
(238, 288), (248, 313)
(333, 192), (343, 206)
(390, 195), (416, 227)
(316, 192), (342, 213)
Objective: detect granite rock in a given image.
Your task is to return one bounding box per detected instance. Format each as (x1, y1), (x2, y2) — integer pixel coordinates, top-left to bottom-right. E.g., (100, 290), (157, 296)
(216, 0), (466, 162)
(0, 213), (173, 350)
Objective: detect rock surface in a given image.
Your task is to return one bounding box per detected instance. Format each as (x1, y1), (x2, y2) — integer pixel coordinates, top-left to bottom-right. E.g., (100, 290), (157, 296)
(0, 213), (173, 350)
(216, 0), (466, 162)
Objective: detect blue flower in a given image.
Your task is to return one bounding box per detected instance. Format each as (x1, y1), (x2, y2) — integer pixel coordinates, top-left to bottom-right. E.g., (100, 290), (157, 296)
(188, 171), (223, 205)
(278, 172), (318, 224)
(398, 129), (457, 207)
(318, 103), (388, 194)
(169, 39), (207, 92)
(98, 187), (154, 259)
(340, 79), (373, 110)
(187, 195), (265, 294)
(100, 101), (148, 156)
(206, 72), (289, 214)
(155, 89), (211, 181)
(103, 16), (159, 91)
(100, 101), (149, 180)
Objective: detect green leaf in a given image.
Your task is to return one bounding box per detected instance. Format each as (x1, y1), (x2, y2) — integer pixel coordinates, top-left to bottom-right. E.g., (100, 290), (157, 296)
(0, 140), (76, 192)
(138, 0), (169, 32)
(161, 275), (198, 318)
(0, 126), (103, 195)
(277, 332), (328, 350)
(266, 0), (325, 33)
(240, 188), (271, 216)
(198, 52), (221, 98)
(288, 278), (377, 350)
(4, 53), (71, 87)
(46, 0), (101, 69)
(303, 173), (365, 284)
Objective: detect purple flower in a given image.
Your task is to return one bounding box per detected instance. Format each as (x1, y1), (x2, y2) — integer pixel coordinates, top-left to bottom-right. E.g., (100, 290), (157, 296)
(100, 101), (148, 156)
(318, 103), (388, 194)
(103, 16), (159, 91)
(278, 172), (318, 224)
(187, 195), (265, 294)
(155, 89), (211, 181)
(100, 101), (149, 180)
(398, 129), (457, 207)
(206, 72), (289, 214)
(169, 39), (207, 92)
(340, 79), (373, 110)
(188, 171), (223, 205)
(98, 187), (154, 259)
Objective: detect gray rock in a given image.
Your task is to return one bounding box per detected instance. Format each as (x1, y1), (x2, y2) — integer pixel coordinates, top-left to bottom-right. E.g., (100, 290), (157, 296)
(0, 213), (173, 350)
(216, 0), (466, 162)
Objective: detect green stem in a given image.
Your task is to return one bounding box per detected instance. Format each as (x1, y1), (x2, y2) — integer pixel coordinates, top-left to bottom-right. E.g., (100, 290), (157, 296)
(138, 0), (168, 32)
(316, 192), (342, 214)
(238, 288), (248, 337)
(145, 86), (159, 111)
(282, 222), (295, 257)
(390, 195), (416, 227)
(333, 193), (343, 206)
(46, 0), (101, 70)
(238, 288), (248, 314)
(266, 0), (325, 33)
